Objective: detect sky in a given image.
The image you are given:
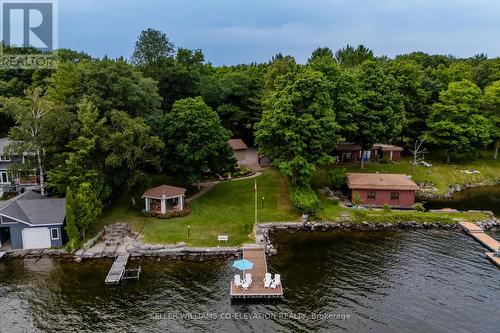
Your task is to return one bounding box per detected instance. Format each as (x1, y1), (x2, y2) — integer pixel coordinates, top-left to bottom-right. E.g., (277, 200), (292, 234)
(58, 0), (500, 65)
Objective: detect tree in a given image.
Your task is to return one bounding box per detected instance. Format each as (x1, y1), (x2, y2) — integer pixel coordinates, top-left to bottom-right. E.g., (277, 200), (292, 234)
(350, 61), (406, 167)
(427, 80), (491, 163)
(131, 28), (175, 66)
(2, 87), (63, 195)
(74, 182), (101, 238)
(103, 110), (165, 193)
(255, 68), (339, 185)
(307, 49), (362, 140)
(48, 99), (110, 201)
(65, 186), (79, 251)
(335, 44), (374, 68)
(47, 59), (162, 119)
(483, 80), (500, 159)
(161, 97), (235, 187)
(388, 59), (431, 142)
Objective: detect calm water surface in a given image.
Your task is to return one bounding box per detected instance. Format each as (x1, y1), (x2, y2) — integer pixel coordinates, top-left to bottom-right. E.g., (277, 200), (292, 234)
(423, 186), (500, 216)
(1, 230), (499, 333)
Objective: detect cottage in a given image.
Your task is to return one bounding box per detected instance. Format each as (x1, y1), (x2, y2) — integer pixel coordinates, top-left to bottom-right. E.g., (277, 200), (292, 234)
(335, 142), (404, 163)
(0, 190), (65, 250)
(335, 142), (362, 162)
(347, 173), (418, 208)
(0, 138), (38, 196)
(371, 144), (403, 162)
(143, 185), (187, 215)
(228, 139), (248, 164)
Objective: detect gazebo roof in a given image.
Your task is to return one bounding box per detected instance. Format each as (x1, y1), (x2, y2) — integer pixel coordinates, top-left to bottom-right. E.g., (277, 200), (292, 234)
(142, 185), (187, 199)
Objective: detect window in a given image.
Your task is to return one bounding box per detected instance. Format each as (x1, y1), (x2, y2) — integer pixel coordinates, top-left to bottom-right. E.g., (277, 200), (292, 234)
(0, 155), (10, 161)
(391, 191), (400, 200)
(367, 191), (376, 200)
(0, 172), (8, 183)
(50, 228), (59, 240)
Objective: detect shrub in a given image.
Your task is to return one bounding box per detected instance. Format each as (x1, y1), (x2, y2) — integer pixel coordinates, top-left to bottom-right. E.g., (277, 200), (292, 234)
(414, 202), (425, 212)
(327, 167), (347, 189)
(383, 203), (392, 212)
(290, 185), (320, 214)
(352, 191), (362, 206)
(352, 209), (367, 221)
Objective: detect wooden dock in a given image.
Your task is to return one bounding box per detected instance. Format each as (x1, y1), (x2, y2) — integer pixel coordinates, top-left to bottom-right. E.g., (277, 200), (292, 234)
(458, 221), (500, 252)
(230, 245), (283, 299)
(105, 253), (139, 284)
(0, 252), (5, 261)
(458, 221), (500, 268)
(485, 252), (500, 268)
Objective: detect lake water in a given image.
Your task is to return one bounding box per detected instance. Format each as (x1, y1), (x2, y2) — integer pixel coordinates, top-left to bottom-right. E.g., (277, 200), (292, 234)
(1, 230), (499, 332)
(423, 186), (500, 216)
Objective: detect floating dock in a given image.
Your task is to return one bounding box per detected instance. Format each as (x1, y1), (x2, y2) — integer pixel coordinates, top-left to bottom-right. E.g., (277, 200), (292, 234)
(0, 251), (5, 261)
(230, 245), (283, 299)
(105, 253), (140, 284)
(458, 221), (500, 268)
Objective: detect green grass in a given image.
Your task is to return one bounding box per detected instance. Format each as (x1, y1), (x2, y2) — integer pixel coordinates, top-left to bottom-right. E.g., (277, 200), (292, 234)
(313, 153), (500, 195)
(96, 169), (299, 246)
(317, 195), (489, 223)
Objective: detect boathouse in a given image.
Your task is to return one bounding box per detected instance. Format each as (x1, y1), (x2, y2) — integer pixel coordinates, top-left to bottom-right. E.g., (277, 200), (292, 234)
(347, 173), (418, 208)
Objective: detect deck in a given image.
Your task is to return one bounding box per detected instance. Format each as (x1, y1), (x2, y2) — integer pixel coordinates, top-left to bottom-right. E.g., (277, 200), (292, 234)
(485, 252), (500, 268)
(458, 221), (500, 252)
(458, 221), (500, 268)
(230, 245), (283, 299)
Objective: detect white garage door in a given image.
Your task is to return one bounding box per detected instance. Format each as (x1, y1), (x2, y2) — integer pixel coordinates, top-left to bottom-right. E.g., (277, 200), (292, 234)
(22, 227), (51, 249)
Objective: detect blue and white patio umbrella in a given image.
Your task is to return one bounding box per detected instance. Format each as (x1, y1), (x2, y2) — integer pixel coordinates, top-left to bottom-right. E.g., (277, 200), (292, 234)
(232, 259), (253, 277)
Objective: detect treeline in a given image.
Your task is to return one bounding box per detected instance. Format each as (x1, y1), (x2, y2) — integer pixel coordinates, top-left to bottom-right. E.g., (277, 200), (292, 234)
(0, 29), (499, 225)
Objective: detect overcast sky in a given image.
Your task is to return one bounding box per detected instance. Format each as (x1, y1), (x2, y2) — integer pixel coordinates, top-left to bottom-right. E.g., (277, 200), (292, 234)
(59, 0), (500, 65)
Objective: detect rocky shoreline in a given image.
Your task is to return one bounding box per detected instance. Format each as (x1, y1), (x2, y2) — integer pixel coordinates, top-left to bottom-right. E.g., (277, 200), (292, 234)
(2, 216), (497, 261)
(258, 217), (500, 255)
(417, 181), (500, 199)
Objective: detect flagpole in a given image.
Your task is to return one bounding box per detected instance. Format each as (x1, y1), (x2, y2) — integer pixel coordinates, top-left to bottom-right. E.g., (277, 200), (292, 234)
(254, 179), (257, 225)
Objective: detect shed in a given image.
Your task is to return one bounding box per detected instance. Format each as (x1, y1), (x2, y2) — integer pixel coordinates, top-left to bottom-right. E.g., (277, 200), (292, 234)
(228, 139), (248, 163)
(371, 144), (404, 161)
(347, 173), (418, 208)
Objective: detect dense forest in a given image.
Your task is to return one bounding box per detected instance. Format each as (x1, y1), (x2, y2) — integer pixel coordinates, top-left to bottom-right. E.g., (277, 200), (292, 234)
(1, 29), (499, 243)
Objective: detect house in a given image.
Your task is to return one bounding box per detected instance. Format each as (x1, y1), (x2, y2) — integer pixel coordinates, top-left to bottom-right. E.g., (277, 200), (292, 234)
(0, 190), (65, 250)
(371, 144), (403, 162)
(0, 138), (38, 196)
(346, 173), (418, 208)
(335, 142), (404, 163)
(143, 185), (187, 215)
(228, 139), (248, 164)
(335, 142), (362, 162)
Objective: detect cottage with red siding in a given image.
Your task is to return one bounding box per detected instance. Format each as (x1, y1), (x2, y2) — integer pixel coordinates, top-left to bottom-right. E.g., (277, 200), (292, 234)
(347, 173), (418, 208)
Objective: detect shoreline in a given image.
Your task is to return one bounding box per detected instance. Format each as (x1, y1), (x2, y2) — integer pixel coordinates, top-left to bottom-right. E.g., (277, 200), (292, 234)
(417, 181), (500, 200)
(2, 215), (498, 262)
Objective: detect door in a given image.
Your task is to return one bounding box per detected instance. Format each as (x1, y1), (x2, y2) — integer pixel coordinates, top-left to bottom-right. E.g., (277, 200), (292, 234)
(22, 227), (51, 249)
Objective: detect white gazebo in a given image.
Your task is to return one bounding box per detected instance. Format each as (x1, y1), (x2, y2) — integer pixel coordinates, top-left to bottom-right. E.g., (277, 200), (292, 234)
(142, 185), (187, 215)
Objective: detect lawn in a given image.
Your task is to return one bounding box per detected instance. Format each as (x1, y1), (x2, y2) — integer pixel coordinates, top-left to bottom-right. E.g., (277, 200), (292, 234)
(317, 195), (489, 223)
(313, 152), (498, 222)
(96, 169), (299, 246)
(313, 153), (500, 195)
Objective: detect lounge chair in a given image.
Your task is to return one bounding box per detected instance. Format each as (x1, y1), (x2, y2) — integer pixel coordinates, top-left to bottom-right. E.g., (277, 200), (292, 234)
(242, 273), (252, 290)
(270, 274), (281, 289)
(234, 274), (242, 288)
(263, 272), (272, 288)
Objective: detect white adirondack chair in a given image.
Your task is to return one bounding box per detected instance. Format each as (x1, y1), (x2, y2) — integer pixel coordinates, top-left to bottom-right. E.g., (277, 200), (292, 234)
(270, 274), (281, 289)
